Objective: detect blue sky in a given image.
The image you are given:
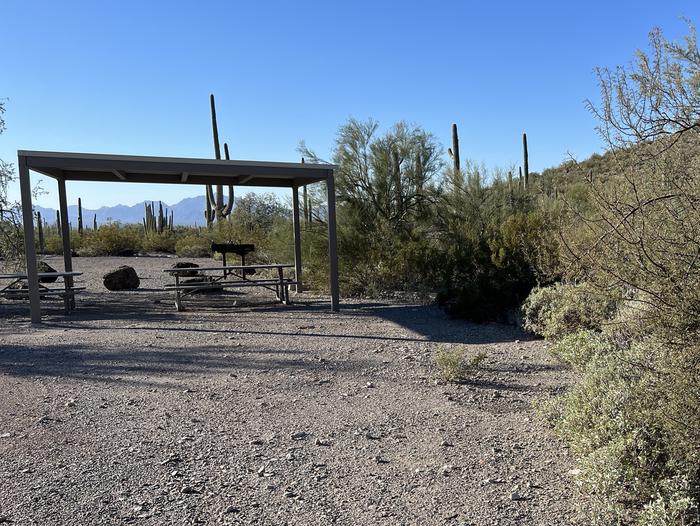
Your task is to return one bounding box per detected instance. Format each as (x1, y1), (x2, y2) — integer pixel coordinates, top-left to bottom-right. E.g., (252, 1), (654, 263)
(2, 0), (699, 209)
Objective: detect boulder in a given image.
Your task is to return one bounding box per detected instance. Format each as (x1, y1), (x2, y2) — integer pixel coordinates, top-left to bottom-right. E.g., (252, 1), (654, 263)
(37, 261), (58, 283)
(171, 262), (200, 277)
(103, 265), (140, 291)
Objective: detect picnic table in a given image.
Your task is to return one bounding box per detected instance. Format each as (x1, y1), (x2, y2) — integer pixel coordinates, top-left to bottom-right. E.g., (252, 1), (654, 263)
(163, 264), (296, 312)
(0, 271), (84, 313)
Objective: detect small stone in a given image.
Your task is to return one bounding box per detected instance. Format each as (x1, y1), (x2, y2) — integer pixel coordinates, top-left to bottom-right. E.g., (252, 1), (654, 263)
(440, 440), (453, 447)
(365, 382), (375, 388)
(317, 379), (331, 385)
(315, 438), (331, 447)
(291, 431), (308, 441)
(0, 433), (11, 439)
(440, 464), (453, 476)
(249, 438), (264, 445)
(181, 486), (199, 494)
(223, 505), (240, 514)
(64, 399), (76, 408)
(160, 454), (181, 465)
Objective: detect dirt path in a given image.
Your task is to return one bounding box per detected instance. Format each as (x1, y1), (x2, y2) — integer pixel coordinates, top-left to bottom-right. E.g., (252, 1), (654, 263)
(0, 256), (580, 525)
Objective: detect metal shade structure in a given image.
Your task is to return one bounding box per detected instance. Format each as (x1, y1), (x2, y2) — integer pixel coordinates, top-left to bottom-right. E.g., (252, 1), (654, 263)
(17, 150), (340, 322)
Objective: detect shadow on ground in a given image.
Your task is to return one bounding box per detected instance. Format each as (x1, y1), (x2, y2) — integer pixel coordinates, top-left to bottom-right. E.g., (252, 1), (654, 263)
(2, 292), (531, 346)
(0, 341), (375, 389)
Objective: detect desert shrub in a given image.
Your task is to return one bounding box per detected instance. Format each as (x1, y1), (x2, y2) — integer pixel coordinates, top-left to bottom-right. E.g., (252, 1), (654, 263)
(522, 283), (613, 339)
(550, 329), (607, 371)
(77, 224), (142, 256)
(436, 206), (560, 322)
(175, 233), (211, 258)
(141, 231), (177, 253)
(540, 24), (700, 525)
(0, 102), (24, 270)
(435, 346), (487, 383)
(41, 232), (64, 255)
(552, 338), (700, 524)
(639, 476), (699, 526)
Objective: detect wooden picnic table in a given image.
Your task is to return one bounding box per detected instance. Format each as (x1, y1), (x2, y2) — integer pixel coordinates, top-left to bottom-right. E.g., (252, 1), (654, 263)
(163, 264), (296, 311)
(0, 271), (84, 313)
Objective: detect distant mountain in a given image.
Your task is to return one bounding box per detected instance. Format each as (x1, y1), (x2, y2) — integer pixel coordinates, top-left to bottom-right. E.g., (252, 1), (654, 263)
(35, 195), (208, 227)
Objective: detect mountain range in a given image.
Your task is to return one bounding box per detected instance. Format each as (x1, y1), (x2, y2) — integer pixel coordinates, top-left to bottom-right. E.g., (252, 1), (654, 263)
(35, 195), (209, 227)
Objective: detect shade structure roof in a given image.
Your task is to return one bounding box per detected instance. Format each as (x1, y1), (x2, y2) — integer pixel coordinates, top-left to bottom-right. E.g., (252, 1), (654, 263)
(19, 150), (336, 188)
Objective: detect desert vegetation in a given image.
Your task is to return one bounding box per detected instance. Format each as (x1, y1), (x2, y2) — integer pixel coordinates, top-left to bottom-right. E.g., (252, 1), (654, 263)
(2, 20), (700, 526)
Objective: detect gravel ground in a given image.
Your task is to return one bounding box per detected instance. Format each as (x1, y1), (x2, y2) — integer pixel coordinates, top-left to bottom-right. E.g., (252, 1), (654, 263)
(0, 256), (582, 525)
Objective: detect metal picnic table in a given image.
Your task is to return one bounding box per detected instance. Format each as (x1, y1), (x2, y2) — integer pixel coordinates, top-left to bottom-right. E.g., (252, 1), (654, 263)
(0, 271), (84, 313)
(163, 264), (296, 311)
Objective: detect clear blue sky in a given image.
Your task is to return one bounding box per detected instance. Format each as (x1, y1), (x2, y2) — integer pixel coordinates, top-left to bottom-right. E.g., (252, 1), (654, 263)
(2, 0), (699, 209)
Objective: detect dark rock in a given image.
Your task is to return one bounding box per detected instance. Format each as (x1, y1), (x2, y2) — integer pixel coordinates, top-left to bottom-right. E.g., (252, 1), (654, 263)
(115, 249), (136, 257)
(103, 266), (140, 291)
(37, 261), (58, 283)
(171, 262), (200, 277)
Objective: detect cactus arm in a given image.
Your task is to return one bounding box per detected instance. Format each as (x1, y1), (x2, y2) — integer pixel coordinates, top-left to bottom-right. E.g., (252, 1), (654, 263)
(223, 185), (234, 216)
(206, 184), (216, 208)
(219, 142), (235, 217)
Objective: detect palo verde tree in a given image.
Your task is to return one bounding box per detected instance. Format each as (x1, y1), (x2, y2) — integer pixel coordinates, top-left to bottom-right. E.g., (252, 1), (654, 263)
(0, 100), (24, 269)
(327, 118), (442, 231)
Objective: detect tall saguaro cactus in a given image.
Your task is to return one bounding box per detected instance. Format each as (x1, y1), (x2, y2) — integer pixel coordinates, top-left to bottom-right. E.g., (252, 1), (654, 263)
(205, 94), (234, 225)
(36, 211), (45, 253)
(77, 198), (84, 235)
(522, 132), (529, 190)
(447, 123), (460, 174)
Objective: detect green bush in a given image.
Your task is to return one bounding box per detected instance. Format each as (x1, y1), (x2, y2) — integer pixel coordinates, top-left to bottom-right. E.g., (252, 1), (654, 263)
(175, 233), (211, 258)
(550, 329), (607, 371)
(551, 338), (700, 524)
(522, 283), (613, 339)
(435, 346), (487, 383)
(77, 224), (142, 256)
(141, 231), (177, 253)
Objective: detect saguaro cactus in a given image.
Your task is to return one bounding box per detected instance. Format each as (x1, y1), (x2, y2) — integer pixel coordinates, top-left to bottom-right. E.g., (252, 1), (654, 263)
(143, 201), (171, 233)
(36, 211), (45, 252)
(522, 132), (529, 190)
(55, 210), (61, 233)
(447, 123), (460, 174)
(77, 198), (84, 235)
(157, 202), (165, 233)
(93, 214), (97, 231)
(144, 202), (156, 233)
(205, 94), (234, 225)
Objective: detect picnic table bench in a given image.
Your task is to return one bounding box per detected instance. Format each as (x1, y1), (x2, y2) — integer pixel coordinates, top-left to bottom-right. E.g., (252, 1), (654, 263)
(0, 271), (84, 313)
(163, 264), (296, 312)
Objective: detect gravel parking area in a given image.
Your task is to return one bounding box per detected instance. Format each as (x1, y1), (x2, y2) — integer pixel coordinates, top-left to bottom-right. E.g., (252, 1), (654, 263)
(0, 256), (582, 525)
